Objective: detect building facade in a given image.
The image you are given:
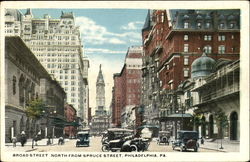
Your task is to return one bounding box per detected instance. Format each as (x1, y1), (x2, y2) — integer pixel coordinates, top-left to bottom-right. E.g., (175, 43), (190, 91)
(90, 65), (110, 135)
(191, 59), (240, 141)
(112, 73), (122, 127)
(4, 9), (89, 122)
(5, 36), (66, 142)
(141, 9), (240, 135)
(111, 46), (142, 129)
(64, 104), (77, 138)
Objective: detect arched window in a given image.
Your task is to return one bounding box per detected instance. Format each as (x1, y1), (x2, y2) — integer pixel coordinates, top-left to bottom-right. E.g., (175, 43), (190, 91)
(13, 76), (16, 95)
(203, 45), (212, 54)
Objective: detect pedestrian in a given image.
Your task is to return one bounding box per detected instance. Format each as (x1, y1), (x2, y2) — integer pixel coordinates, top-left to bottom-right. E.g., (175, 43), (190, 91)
(201, 136), (204, 145)
(12, 137), (17, 147)
(20, 131), (27, 147)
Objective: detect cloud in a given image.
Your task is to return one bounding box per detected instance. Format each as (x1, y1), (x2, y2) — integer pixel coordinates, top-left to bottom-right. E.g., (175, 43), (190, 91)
(75, 16), (142, 45)
(76, 16), (127, 45)
(121, 21), (144, 30)
(85, 48), (126, 54)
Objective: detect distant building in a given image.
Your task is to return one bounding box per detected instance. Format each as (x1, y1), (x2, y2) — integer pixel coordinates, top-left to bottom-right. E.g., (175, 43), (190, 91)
(90, 65), (110, 135)
(64, 104), (77, 138)
(112, 46), (143, 129)
(5, 36), (66, 142)
(4, 9), (89, 123)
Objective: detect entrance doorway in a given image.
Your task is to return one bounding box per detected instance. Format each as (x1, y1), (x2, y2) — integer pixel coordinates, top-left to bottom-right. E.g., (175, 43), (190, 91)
(230, 111), (238, 140)
(209, 115), (214, 138)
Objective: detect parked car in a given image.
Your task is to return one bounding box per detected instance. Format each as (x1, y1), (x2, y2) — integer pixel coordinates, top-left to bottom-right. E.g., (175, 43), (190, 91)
(101, 128), (134, 144)
(157, 131), (170, 145)
(172, 130), (199, 152)
(76, 131), (90, 147)
(102, 135), (133, 152)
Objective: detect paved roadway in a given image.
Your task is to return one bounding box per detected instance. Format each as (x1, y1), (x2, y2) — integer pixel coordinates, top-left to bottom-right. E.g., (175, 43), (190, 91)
(5, 136), (217, 152)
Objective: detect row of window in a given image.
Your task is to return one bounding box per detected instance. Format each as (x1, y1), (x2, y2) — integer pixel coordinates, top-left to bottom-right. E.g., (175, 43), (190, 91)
(183, 21), (237, 29)
(184, 44), (227, 54)
(184, 34), (233, 41)
(31, 46), (78, 52)
(37, 53), (76, 57)
(41, 58), (76, 63)
(127, 69), (141, 74)
(59, 75), (77, 80)
(127, 79), (141, 84)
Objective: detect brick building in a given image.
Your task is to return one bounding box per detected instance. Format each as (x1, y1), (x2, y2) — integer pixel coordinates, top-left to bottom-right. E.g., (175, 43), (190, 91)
(141, 9), (240, 134)
(64, 104), (77, 138)
(112, 46), (142, 129)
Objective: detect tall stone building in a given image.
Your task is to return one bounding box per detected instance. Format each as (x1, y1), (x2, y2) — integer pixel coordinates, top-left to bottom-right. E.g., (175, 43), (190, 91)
(90, 65), (110, 135)
(96, 65), (105, 113)
(5, 36), (66, 142)
(4, 9), (89, 122)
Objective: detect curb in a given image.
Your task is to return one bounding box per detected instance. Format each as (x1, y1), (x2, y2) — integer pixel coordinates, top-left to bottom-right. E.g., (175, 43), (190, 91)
(26, 148), (38, 152)
(200, 146), (227, 152)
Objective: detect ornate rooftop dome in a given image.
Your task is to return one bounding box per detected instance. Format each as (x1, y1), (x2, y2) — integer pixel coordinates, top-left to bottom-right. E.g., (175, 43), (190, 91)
(191, 52), (216, 79)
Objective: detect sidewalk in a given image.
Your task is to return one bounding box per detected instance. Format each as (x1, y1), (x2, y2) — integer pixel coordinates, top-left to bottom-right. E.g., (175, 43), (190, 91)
(5, 138), (60, 152)
(199, 138), (239, 152)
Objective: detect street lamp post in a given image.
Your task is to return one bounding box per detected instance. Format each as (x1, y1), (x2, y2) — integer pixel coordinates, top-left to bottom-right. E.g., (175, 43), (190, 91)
(219, 122), (224, 149)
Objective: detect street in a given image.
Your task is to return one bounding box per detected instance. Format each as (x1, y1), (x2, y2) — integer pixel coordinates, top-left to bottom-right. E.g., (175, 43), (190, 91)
(5, 137), (217, 153)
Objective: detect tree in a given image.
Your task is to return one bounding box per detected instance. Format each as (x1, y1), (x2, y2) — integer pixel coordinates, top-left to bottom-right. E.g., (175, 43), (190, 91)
(26, 99), (46, 120)
(215, 109), (228, 138)
(25, 99), (46, 148)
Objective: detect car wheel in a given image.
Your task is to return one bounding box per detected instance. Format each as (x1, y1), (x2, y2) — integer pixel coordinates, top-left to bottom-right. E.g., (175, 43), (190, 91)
(130, 145), (138, 152)
(102, 145), (109, 152)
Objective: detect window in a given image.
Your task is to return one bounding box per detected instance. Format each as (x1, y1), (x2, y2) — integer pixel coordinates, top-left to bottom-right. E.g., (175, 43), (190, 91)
(184, 22), (189, 29)
(229, 23), (235, 29)
(204, 35), (212, 41)
(203, 45), (212, 54)
(219, 23), (225, 29)
(205, 22), (211, 28)
(184, 35), (189, 41)
(184, 57), (189, 65)
(197, 22), (202, 28)
(184, 69), (189, 77)
(218, 45), (225, 54)
(65, 81), (68, 85)
(218, 35), (226, 41)
(184, 44), (189, 52)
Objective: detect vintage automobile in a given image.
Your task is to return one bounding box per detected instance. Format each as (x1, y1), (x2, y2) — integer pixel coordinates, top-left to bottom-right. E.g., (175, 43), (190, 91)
(172, 130), (199, 152)
(76, 130), (90, 147)
(101, 128), (134, 144)
(102, 135), (134, 152)
(157, 131), (170, 145)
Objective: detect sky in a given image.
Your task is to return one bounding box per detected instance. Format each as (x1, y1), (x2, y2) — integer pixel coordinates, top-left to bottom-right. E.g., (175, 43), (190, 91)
(20, 9), (148, 113)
